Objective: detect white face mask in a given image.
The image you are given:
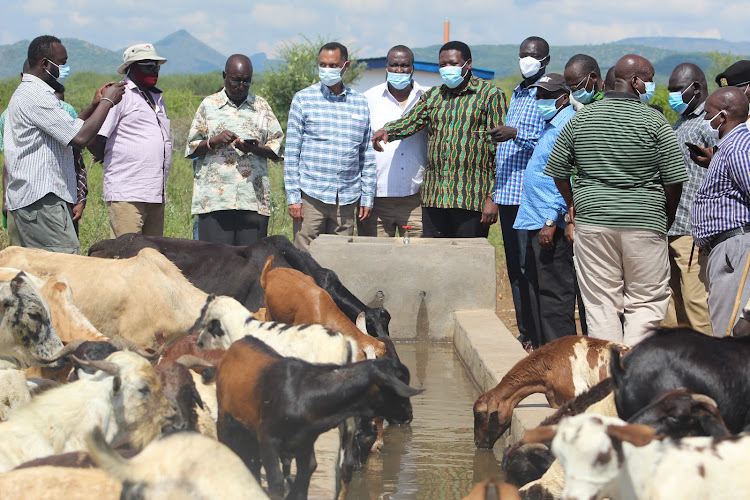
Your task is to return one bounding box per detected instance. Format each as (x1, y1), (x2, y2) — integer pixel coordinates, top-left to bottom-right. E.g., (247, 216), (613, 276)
(519, 56), (543, 78)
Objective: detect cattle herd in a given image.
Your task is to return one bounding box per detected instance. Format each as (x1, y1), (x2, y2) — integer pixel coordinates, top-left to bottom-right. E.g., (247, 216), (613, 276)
(0, 233), (744, 499)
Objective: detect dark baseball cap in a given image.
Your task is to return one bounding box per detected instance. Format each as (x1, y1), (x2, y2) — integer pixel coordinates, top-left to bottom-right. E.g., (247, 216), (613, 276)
(529, 73), (569, 92)
(716, 60), (750, 87)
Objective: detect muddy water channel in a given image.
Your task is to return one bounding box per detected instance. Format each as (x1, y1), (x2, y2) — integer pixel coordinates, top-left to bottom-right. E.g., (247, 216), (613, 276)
(343, 342), (504, 499)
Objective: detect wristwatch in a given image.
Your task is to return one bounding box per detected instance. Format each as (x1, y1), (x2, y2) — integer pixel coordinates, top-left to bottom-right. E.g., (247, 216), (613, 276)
(544, 218), (556, 227)
(564, 213), (572, 224)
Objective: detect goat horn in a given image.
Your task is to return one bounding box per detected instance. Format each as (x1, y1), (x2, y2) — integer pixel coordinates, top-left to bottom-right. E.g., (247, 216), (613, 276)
(175, 355), (214, 369)
(31, 339), (85, 364)
(133, 344), (164, 361)
(71, 354), (120, 377)
(691, 393), (718, 408)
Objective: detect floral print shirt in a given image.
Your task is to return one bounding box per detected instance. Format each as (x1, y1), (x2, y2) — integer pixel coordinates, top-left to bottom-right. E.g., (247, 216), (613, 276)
(186, 89), (283, 216)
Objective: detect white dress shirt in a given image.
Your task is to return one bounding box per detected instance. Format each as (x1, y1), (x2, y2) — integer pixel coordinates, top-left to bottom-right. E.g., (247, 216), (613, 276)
(364, 81), (428, 197)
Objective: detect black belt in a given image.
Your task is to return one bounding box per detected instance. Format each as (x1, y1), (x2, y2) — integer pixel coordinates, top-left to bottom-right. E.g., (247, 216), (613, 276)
(704, 225), (750, 254)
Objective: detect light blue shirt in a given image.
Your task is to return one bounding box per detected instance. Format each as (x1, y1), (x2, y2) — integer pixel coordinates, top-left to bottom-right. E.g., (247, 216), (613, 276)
(284, 82), (376, 207)
(513, 104), (575, 230)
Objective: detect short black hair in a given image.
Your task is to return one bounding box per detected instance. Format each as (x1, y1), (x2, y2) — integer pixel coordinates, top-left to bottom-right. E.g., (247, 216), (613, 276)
(319, 42), (348, 62)
(28, 35), (61, 66)
(387, 45), (414, 65)
(565, 54), (601, 78)
(522, 36), (549, 57)
(440, 41), (471, 62)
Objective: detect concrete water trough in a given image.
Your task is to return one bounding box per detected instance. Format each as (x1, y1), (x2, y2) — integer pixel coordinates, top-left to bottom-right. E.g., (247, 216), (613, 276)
(303, 235), (555, 498)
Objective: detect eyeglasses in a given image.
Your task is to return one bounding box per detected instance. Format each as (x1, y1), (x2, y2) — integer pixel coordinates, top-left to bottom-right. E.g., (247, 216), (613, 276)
(229, 79), (251, 88)
(570, 74), (592, 92)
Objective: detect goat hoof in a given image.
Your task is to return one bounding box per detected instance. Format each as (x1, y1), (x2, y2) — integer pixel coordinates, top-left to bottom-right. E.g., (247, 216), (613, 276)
(370, 438), (384, 454)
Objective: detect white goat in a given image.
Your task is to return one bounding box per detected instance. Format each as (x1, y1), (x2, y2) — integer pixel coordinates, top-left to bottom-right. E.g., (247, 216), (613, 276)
(194, 295), (358, 364)
(0, 351), (176, 472)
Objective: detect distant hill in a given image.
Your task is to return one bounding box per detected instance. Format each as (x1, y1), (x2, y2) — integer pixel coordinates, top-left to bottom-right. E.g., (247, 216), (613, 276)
(615, 37), (750, 56)
(0, 30), (277, 80)
(1, 32), (747, 82)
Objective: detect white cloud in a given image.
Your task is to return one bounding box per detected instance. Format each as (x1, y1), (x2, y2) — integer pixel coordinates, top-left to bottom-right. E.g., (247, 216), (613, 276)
(38, 18), (54, 33)
(22, 0), (57, 15)
(250, 3), (320, 29)
(69, 12), (92, 27)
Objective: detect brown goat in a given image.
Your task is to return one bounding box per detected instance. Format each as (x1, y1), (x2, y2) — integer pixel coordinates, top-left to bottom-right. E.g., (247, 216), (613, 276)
(260, 255), (385, 360)
(473, 336), (629, 449)
(462, 478), (521, 500)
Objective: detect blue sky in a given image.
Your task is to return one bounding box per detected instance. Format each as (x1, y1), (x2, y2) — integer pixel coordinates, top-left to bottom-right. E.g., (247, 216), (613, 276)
(2, 0), (745, 58)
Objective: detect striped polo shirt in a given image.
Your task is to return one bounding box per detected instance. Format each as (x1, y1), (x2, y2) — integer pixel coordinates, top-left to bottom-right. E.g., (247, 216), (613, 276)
(3, 74), (83, 210)
(544, 92), (688, 233)
(384, 74), (507, 212)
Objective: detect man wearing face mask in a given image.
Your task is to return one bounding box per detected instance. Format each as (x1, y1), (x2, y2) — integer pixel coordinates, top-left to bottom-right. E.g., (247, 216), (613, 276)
(564, 54), (603, 110)
(488, 36), (549, 351)
(186, 54), (283, 245)
(663, 64), (714, 335)
(715, 60), (750, 124)
(692, 87), (750, 337)
(513, 74), (585, 345)
(544, 54), (688, 345)
(90, 43), (171, 239)
(360, 45), (428, 238)
(3, 35), (125, 253)
(372, 41), (506, 238)
(284, 42), (375, 252)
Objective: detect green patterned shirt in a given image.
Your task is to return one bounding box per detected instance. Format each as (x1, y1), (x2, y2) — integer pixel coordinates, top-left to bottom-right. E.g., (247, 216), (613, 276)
(384, 75), (507, 211)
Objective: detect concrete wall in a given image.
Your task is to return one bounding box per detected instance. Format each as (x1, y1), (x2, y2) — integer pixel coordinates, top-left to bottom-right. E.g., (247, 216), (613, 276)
(310, 235), (496, 340)
(453, 310), (555, 447)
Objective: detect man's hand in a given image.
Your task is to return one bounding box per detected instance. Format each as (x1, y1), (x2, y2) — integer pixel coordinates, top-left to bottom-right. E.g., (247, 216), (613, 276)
(211, 131), (241, 149)
(72, 202), (84, 222)
(288, 203), (303, 223)
(487, 126), (517, 143)
(539, 224), (556, 251)
(690, 145), (713, 168)
(101, 81), (126, 106)
(234, 138), (257, 154)
(564, 222), (575, 245)
(358, 206), (372, 221)
(92, 82), (116, 106)
(481, 198), (498, 226)
(372, 129), (389, 152)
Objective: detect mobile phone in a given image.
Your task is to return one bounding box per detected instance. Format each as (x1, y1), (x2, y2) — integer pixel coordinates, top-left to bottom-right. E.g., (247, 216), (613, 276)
(244, 138), (259, 146)
(685, 142), (703, 155)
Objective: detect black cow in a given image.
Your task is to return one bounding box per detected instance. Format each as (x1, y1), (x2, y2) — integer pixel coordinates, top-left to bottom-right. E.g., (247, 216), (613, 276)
(611, 326), (750, 434)
(88, 234), (393, 348)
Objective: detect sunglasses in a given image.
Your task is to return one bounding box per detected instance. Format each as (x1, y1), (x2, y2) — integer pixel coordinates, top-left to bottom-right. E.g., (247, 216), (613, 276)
(136, 61), (161, 73)
(229, 79), (252, 88)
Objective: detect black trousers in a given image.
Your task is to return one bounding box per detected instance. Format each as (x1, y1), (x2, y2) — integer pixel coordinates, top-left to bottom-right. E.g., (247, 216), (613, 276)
(198, 210), (269, 246)
(422, 207), (490, 238)
(528, 226), (586, 344)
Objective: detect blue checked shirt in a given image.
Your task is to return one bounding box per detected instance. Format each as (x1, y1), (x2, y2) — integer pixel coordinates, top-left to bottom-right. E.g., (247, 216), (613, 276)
(668, 101), (715, 236)
(514, 104), (575, 230)
(284, 83), (376, 207)
(692, 124), (750, 248)
(494, 82), (545, 205)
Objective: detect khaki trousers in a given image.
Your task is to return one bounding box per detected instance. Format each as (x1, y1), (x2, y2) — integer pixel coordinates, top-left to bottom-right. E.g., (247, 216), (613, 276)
(107, 201), (165, 239)
(663, 234), (712, 335)
(574, 223), (670, 345)
(8, 193), (79, 254)
(357, 194), (423, 238)
(292, 193), (355, 252)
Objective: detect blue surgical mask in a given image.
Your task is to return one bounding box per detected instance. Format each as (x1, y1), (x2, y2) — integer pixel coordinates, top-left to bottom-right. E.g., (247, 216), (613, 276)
(571, 74), (596, 104)
(636, 78), (656, 103)
(387, 71), (412, 90)
(703, 110), (725, 140)
(319, 66), (344, 87)
(536, 97), (562, 121)
(668, 84), (696, 115)
(46, 59), (71, 84)
(440, 61), (467, 89)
